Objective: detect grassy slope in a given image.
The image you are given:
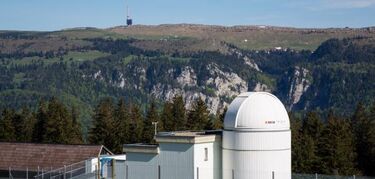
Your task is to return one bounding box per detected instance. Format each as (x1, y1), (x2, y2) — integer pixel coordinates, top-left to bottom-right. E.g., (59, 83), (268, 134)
(107, 25), (375, 50)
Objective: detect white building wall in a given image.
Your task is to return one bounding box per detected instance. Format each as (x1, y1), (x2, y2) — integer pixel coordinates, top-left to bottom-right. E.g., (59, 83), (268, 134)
(158, 143), (195, 179)
(222, 130), (291, 179)
(193, 138), (222, 179)
(194, 143), (213, 179)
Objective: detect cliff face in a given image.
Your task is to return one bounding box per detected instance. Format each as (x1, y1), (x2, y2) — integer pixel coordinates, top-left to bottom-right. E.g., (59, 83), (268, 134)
(1, 31), (374, 121)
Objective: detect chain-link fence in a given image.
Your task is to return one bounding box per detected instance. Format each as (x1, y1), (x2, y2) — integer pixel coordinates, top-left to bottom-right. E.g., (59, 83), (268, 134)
(3, 163), (375, 179)
(292, 173), (375, 179)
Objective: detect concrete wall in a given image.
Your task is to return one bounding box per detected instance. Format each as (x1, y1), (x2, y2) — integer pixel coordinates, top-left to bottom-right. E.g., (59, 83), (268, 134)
(125, 143), (194, 179)
(124, 140), (221, 179)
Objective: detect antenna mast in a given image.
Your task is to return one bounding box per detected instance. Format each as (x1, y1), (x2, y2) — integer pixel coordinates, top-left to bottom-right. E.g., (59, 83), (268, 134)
(126, 1), (133, 26)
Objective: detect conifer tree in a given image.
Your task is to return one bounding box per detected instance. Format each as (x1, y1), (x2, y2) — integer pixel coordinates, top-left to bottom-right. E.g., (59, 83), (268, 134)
(212, 106), (227, 130)
(319, 111), (357, 175)
(89, 98), (116, 150)
(301, 111), (324, 172)
(366, 103), (375, 176)
(351, 103), (375, 175)
(43, 97), (73, 144)
(19, 107), (36, 142)
(0, 108), (16, 141)
(143, 100), (158, 143)
(114, 98), (131, 152)
(33, 100), (48, 142)
(187, 97), (210, 130)
(129, 103), (144, 143)
(70, 106), (83, 144)
(172, 95), (186, 131)
(161, 101), (174, 131)
(303, 111), (324, 139)
(290, 112), (303, 172)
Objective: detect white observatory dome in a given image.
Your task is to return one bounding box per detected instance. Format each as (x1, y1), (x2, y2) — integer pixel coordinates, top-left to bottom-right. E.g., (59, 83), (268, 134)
(224, 92), (290, 131)
(222, 92), (291, 179)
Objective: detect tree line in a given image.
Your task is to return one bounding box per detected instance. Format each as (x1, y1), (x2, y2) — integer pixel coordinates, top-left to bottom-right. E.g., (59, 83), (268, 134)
(0, 97), (82, 144)
(88, 95), (225, 153)
(291, 103), (375, 176)
(0, 96), (374, 176)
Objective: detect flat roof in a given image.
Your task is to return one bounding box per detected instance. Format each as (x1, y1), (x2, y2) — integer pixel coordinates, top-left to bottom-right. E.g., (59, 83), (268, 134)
(123, 131), (222, 154)
(123, 144), (159, 154)
(155, 130), (221, 144)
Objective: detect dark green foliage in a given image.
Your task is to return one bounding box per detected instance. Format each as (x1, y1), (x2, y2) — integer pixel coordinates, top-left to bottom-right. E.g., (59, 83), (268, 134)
(161, 102), (174, 131)
(19, 107), (36, 142)
(0, 109), (16, 141)
(143, 100), (158, 143)
(351, 103), (375, 175)
(129, 103), (144, 143)
(70, 106), (83, 144)
(172, 95), (186, 131)
(367, 104), (375, 176)
(43, 97), (74, 144)
(290, 113), (304, 172)
(187, 97), (210, 130)
(318, 112), (357, 175)
(114, 98), (131, 151)
(89, 98), (116, 150)
(32, 100), (48, 142)
(212, 106), (227, 130)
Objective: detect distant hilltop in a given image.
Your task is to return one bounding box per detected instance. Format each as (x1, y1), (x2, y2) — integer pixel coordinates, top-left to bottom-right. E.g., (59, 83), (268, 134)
(1, 24), (375, 51)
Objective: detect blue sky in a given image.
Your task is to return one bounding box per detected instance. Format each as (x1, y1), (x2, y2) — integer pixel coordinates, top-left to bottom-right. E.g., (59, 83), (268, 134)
(0, 0), (374, 31)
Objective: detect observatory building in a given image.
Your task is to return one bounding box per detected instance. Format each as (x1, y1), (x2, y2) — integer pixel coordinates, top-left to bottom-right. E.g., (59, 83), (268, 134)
(222, 92), (291, 179)
(123, 92), (291, 179)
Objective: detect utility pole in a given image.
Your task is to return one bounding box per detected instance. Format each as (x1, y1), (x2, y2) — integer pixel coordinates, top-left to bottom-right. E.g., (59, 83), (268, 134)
(152, 122), (158, 136)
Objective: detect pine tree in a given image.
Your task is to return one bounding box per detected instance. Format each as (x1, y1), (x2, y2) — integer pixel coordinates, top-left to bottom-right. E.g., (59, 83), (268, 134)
(319, 111), (358, 175)
(161, 101), (174, 131)
(19, 107), (36, 142)
(43, 97), (73, 144)
(366, 103), (375, 176)
(114, 98), (131, 152)
(187, 97), (210, 130)
(172, 95), (186, 131)
(212, 106), (227, 130)
(302, 111), (324, 139)
(301, 111), (324, 172)
(143, 100), (158, 143)
(70, 106), (83, 144)
(33, 100), (48, 142)
(129, 103), (144, 143)
(0, 108), (16, 142)
(351, 103), (375, 175)
(290, 112), (304, 173)
(11, 111), (23, 141)
(89, 98), (116, 150)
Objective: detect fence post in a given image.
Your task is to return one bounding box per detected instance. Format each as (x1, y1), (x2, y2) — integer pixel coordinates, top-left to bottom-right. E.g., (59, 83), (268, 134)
(126, 165), (128, 179)
(158, 165), (160, 179)
(315, 173), (318, 179)
(197, 167), (199, 179)
(26, 167), (28, 179)
(353, 175), (356, 179)
(272, 171), (274, 179)
(232, 169), (234, 179)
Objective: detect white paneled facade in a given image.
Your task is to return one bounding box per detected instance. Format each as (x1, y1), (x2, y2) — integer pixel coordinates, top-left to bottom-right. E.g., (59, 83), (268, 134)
(223, 92), (291, 179)
(123, 132), (222, 179)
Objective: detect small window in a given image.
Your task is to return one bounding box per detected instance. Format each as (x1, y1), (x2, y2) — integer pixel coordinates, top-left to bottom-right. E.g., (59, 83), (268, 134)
(204, 148), (208, 161)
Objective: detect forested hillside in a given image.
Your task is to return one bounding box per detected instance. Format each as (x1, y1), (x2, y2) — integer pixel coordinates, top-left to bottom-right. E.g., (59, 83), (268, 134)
(0, 27), (375, 133)
(0, 26), (375, 176)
